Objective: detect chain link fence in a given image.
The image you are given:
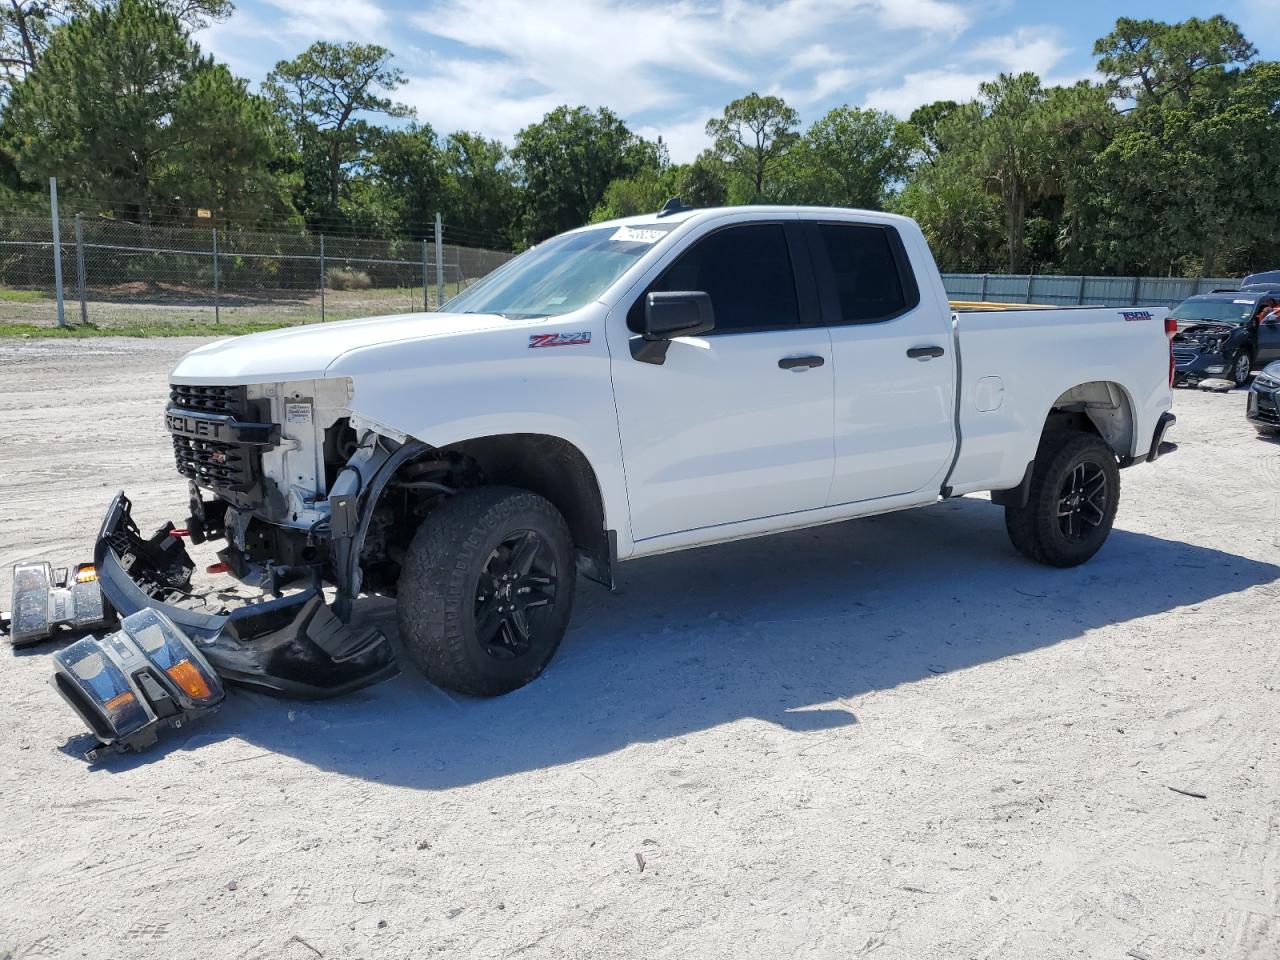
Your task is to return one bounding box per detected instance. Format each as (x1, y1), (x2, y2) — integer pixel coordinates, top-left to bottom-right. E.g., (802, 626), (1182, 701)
(0, 212), (514, 330)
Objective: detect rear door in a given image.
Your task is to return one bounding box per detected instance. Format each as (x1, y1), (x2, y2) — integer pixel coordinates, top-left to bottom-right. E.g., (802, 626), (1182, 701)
(813, 220), (958, 506)
(609, 220), (834, 542)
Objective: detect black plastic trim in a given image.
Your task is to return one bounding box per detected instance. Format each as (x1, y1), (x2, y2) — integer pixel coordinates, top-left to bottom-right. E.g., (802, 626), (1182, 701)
(990, 459), (1035, 507)
(164, 406), (280, 446)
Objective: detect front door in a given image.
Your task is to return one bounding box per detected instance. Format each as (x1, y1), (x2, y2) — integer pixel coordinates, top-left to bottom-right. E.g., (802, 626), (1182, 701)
(609, 221), (834, 542)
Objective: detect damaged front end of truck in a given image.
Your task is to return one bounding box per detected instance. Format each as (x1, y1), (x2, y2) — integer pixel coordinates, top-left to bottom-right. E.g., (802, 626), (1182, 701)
(9, 373), (452, 752)
(97, 376), (434, 696)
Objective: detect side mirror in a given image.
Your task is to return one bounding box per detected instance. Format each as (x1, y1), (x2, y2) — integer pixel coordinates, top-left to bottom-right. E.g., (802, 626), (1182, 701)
(631, 291), (715, 364)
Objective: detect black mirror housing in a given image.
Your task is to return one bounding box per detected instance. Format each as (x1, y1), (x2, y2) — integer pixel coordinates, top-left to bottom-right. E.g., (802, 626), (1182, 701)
(632, 291), (715, 364)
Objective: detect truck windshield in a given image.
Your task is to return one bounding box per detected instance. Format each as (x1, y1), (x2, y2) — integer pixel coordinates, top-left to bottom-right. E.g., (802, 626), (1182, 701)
(1169, 299), (1255, 324)
(444, 224), (676, 319)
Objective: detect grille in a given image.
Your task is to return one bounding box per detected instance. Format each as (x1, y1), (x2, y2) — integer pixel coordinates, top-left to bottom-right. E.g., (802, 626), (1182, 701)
(1172, 346), (1199, 360)
(172, 436), (255, 491)
(1256, 394), (1280, 425)
(169, 383), (247, 415)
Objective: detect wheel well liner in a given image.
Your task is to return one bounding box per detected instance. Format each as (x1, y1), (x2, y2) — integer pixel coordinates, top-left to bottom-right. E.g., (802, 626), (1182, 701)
(438, 434), (613, 585)
(1043, 381), (1135, 458)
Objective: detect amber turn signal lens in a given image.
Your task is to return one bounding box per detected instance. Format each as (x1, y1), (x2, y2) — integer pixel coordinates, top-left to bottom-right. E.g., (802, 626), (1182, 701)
(103, 690), (138, 717)
(74, 566), (98, 583)
(166, 659), (213, 701)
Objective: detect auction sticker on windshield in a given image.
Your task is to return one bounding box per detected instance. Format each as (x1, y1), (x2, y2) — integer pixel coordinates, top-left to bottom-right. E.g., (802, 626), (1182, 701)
(609, 226), (669, 244)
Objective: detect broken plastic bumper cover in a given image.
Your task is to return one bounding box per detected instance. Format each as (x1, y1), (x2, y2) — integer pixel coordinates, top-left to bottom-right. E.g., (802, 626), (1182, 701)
(7, 560), (113, 646)
(93, 491), (398, 699)
(52, 607), (225, 757)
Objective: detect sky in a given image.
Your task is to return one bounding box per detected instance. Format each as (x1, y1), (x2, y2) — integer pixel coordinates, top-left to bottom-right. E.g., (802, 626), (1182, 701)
(197, 0), (1280, 162)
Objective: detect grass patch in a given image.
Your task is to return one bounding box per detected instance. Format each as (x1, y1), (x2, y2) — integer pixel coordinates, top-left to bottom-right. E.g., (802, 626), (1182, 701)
(0, 320), (297, 338)
(0, 288), (50, 302)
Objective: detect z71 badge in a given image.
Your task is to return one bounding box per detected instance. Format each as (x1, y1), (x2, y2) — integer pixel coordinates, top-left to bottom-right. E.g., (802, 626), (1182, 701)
(529, 332), (591, 348)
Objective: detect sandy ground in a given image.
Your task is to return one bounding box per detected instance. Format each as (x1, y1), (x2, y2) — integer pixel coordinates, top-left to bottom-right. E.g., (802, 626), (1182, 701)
(1, 337), (1278, 960)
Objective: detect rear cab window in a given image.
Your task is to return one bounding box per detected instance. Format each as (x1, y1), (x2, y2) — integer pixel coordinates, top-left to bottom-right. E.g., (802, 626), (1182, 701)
(809, 221), (920, 325)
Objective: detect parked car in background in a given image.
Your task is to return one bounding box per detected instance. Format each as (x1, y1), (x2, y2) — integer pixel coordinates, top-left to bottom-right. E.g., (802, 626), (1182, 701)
(1169, 289), (1280, 386)
(1243, 269), (1280, 287)
(1246, 360), (1280, 434)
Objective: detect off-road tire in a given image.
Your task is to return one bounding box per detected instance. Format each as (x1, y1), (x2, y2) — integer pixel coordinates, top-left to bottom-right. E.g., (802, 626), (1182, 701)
(1004, 430), (1121, 568)
(397, 485), (576, 696)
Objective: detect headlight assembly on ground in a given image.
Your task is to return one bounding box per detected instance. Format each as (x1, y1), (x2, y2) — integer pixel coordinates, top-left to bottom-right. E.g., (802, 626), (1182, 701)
(7, 560), (112, 645)
(51, 608), (225, 759)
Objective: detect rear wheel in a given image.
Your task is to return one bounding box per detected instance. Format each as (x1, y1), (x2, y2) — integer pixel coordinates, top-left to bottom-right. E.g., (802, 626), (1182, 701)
(397, 486), (576, 696)
(1004, 431), (1121, 567)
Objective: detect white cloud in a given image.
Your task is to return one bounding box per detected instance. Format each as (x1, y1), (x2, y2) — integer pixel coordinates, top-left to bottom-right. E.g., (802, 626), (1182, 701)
(210, 0), (988, 154)
(262, 0), (389, 43)
(407, 0), (974, 128)
(962, 26), (1069, 76)
(864, 68), (992, 115)
(862, 25), (1082, 116)
(634, 115), (715, 164)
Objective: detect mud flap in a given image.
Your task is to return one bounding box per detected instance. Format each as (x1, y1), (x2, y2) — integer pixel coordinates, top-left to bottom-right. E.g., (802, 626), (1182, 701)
(94, 492), (398, 698)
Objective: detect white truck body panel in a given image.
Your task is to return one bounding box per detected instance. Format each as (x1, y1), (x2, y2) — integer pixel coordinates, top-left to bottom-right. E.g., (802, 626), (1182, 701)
(169, 205), (1173, 564)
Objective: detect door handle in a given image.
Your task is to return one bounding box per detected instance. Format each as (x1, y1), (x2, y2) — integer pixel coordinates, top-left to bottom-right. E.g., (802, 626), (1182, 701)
(778, 355), (825, 370)
(907, 345), (945, 359)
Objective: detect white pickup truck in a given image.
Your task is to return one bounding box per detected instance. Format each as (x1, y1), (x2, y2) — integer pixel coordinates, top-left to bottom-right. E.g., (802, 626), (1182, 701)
(86, 204), (1177, 700)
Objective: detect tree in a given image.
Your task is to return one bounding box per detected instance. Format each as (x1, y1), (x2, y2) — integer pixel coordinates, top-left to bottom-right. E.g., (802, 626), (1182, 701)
(705, 93), (799, 200)
(1, 0), (232, 89)
(1089, 61), (1280, 275)
(967, 73), (1058, 273)
(1094, 15), (1255, 106)
(264, 41), (412, 221)
(360, 123), (446, 238)
(681, 152), (728, 208)
(3, 0), (289, 222)
(441, 131), (519, 247)
(777, 106), (919, 209)
(894, 163), (1003, 272)
(590, 166), (682, 221)
(908, 100), (963, 161)
(512, 105), (658, 243)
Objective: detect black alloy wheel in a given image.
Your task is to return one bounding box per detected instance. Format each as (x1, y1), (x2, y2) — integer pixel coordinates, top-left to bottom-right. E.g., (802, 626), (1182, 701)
(1056, 460), (1109, 543)
(473, 530), (559, 660)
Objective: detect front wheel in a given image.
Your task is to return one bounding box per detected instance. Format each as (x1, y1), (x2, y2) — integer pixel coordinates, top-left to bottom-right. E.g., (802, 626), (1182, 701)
(397, 486), (576, 696)
(1004, 431), (1121, 567)
(1231, 350), (1253, 387)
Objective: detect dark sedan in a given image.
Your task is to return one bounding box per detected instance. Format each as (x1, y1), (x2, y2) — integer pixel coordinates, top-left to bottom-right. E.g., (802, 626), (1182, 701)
(1246, 361), (1280, 434)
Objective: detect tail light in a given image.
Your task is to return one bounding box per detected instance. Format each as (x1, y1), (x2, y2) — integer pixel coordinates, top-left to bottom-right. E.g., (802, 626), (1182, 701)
(1166, 316), (1178, 386)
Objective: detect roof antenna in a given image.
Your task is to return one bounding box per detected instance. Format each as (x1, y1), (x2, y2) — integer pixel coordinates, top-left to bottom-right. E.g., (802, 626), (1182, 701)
(657, 196), (688, 218)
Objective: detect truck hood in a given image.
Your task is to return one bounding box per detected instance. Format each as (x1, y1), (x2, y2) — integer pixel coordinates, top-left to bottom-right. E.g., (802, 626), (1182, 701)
(170, 311), (514, 384)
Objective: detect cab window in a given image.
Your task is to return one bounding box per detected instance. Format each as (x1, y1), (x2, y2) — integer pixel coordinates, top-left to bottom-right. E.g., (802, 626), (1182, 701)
(814, 223), (916, 324)
(629, 224), (800, 334)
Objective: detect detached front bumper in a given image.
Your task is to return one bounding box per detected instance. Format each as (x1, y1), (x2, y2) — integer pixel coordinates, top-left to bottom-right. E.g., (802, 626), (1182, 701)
(94, 492), (398, 699)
